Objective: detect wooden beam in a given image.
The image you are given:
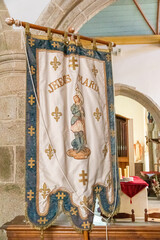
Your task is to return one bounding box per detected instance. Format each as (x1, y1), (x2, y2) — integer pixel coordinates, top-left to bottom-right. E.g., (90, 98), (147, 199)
(157, 0), (160, 34)
(97, 35), (160, 45)
(133, 0), (156, 35)
(83, 231), (89, 240)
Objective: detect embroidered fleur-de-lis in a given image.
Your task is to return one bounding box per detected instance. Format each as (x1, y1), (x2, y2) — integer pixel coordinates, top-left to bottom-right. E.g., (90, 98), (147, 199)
(93, 108), (102, 121)
(92, 64), (98, 77)
(50, 56), (61, 71)
(39, 183), (50, 199)
(45, 144), (56, 160)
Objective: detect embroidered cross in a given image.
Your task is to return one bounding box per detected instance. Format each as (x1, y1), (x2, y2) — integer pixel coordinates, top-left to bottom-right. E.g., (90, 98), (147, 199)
(52, 42), (60, 48)
(56, 192), (66, 200)
(37, 217), (48, 224)
(28, 126), (35, 136)
(107, 174), (112, 189)
(69, 56), (78, 70)
(28, 95), (35, 105)
(81, 221), (90, 229)
(31, 66), (35, 75)
(109, 104), (114, 112)
(45, 144), (56, 160)
(68, 46), (76, 52)
(79, 170), (88, 186)
(103, 145), (108, 157)
(92, 65), (98, 77)
(27, 190), (34, 201)
(50, 56), (61, 71)
(110, 130), (115, 137)
(108, 78), (112, 86)
(93, 108), (102, 121)
(28, 38), (35, 47)
(39, 183), (50, 199)
(28, 157), (35, 168)
(87, 50), (94, 56)
(51, 107), (62, 122)
(70, 207), (78, 216)
(95, 186), (102, 194)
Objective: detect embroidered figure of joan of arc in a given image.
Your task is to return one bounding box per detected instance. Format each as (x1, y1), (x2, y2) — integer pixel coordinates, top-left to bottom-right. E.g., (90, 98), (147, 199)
(67, 87), (91, 160)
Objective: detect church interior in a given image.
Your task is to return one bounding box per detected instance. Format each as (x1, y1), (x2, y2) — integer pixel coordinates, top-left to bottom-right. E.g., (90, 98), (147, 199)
(0, 0), (160, 239)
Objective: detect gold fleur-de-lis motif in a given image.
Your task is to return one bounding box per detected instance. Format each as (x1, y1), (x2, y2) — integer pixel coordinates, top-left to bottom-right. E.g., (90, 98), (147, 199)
(52, 42), (60, 48)
(28, 126), (35, 136)
(79, 170), (88, 186)
(27, 190), (34, 201)
(31, 66), (35, 75)
(109, 104), (114, 112)
(106, 53), (111, 62)
(95, 186), (102, 194)
(28, 38), (35, 47)
(80, 195), (88, 206)
(28, 95), (35, 106)
(39, 183), (50, 199)
(110, 129), (115, 137)
(45, 144), (56, 160)
(103, 145), (108, 157)
(28, 157), (35, 168)
(87, 50), (94, 56)
(92, 64), (98, 77)
(70, 207), (78, 216)
(50, 56), (61, 71)
(37, 217), (48, 224)
(51, 107), (62, 122)
(93, 108), (102, 121)
(68, 45), (76, 52)
(69, 56), (78, 70)
(108, 78), (112, 86)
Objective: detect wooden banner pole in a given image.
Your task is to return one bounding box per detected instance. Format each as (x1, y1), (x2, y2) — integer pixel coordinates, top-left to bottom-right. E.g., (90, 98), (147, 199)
(5, 17), (116, 47)
(83, 230), (89, 240)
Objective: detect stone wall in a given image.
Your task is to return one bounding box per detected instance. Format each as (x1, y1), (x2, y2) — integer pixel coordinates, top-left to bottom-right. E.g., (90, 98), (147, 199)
(0, 3), (26, 238)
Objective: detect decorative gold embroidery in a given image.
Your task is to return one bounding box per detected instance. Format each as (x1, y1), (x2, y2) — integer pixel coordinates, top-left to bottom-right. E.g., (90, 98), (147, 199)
(109, 205), (115, 212)
(52, 42), (60, 48)
(27, 190), (34, 201)
(70, 207), (78, 216)
(87, 50), (94, 56)
(68, 46), (76, 52)
(50, 56), (61, 71)
(37, 217), (48, 224)
(109, 104), (114, 112)
(51, 107), (62, 122)
(69, 56), (78, 70)
(79, 170), (88, 186)
(80, 196), (89, 206)
(28, 95), (35, 105)
(103, 145), (108, 157)
(28, 38), (35, 47)
(39, 183), (50, 199)
(45, 144), (56, 160)
(107, 174), (112, 188)
(31, 66), (35, 75)
(93, 108), (102, 121)
(92, 64), (98, 77)
(95, 186), (102, 193)
(108, 78), (112, 86)
(110, 130), (115, 137)
(28, 157), (35, 168)
(81, 221), (90, 229)
(28, 126), (35, 136)
(56, 192), (66, 200)
(106, 54), (111, 62)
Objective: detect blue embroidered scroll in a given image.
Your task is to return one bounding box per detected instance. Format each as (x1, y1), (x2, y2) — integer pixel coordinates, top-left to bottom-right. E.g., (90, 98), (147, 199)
(25, 35), (120, 231)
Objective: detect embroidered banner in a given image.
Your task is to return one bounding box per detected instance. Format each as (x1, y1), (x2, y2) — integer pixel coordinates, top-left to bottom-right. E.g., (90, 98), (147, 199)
(26, 35), (120, 231)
